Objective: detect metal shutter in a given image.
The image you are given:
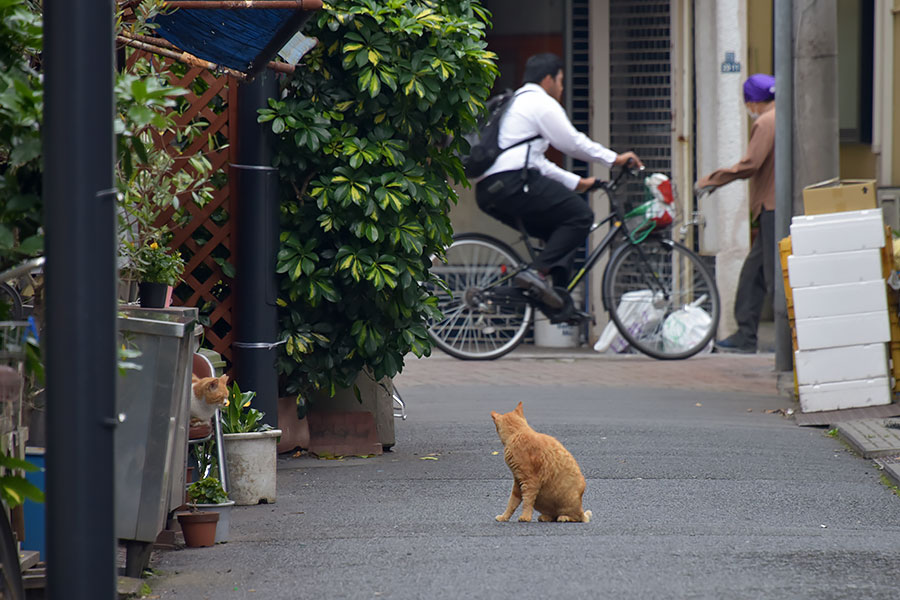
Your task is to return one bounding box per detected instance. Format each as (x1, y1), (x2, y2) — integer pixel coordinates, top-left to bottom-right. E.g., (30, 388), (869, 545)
(609, 0), (672, 201)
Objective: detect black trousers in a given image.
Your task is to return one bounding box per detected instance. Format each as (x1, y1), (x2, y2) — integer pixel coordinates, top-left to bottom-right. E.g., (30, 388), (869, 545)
(476, 170), (593, 285)
(733, 209), (775, 344)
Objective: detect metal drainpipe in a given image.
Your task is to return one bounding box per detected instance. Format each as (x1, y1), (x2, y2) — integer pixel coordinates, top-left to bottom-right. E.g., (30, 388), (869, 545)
(774, 0), (794, 372)
(44, 1), (118, 598)
(231, 71), (281, 429)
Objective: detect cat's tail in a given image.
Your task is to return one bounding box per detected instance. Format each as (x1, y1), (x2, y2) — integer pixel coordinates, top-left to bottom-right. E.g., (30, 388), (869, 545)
(582, 510), (592, 523)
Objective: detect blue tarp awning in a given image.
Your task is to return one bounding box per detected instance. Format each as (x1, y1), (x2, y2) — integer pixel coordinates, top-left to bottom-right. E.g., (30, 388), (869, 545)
(153, 6), (315, 76)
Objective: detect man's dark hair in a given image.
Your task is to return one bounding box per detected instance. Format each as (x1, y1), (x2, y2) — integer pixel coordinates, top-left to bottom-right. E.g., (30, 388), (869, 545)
(522, 53), (564, 85)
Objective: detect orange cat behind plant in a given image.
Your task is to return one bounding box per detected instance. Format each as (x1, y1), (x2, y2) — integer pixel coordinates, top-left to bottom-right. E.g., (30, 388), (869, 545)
(190, 374), (229, 426)
(491, 402), (591, 523)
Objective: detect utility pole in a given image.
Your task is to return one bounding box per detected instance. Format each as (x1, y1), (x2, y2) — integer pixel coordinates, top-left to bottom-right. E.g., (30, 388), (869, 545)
(43, 1), (118, 598)
(231, 72), (281, 428)
(773, 1), (793, 372)
(792, 0), (840, 215)
(773, 0), (840, 374)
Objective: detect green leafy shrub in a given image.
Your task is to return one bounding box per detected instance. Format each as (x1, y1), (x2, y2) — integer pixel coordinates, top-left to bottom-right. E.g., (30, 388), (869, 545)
(0, 0), (43, 269)
(267, 0), (497, 397)
(186, 476), (228, 505)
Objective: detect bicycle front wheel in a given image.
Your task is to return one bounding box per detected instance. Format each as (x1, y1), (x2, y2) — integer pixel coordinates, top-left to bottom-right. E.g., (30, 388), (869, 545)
(427, 234), (533, 360)
(602, 237), (720, 360)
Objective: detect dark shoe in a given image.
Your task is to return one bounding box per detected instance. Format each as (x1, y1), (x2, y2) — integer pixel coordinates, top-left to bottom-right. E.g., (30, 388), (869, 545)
(714, 334), (756, 354)
(551, 309), (592, 326)
(513, 268), (564, 309)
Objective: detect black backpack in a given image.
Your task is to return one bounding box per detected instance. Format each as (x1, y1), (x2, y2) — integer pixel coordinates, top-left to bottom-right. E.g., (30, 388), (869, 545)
(461, 89), (539, 179)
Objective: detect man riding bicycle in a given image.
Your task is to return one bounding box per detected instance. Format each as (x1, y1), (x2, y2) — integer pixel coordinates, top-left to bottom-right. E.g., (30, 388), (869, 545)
(474, 52), (644, 309)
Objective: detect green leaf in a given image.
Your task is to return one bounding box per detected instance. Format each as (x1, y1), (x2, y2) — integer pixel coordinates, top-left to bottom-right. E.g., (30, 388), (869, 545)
(0, 225), (14, 250)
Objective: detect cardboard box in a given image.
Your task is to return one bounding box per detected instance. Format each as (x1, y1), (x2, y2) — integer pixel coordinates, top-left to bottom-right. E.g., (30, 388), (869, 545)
(794, 343), (889, 386)
(790, 209), (885, 256)
(798, 377), (891, 413)
(792, 279), (887, 319)
(794, 310), (890, 350)
(803, 178), (877, 215)
(787, 249), (883, 288)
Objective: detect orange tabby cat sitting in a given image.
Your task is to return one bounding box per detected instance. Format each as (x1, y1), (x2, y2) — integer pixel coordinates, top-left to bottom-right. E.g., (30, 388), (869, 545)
(491, 402), (591, 523)
(190, 374), (229, 426)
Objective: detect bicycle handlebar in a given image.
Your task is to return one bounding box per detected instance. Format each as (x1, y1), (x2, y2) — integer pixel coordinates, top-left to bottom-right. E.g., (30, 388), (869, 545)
(586, 162), (645, 193)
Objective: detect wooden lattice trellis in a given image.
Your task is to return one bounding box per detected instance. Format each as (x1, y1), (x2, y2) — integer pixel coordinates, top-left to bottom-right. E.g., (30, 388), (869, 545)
(126, 51), (239, 367)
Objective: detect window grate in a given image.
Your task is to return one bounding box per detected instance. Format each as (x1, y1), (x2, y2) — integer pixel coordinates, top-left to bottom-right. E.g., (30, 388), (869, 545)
(609, 0), (672, 202)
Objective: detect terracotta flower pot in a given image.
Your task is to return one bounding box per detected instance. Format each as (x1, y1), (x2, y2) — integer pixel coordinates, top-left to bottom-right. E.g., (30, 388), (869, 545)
(176, 511), (219, 548)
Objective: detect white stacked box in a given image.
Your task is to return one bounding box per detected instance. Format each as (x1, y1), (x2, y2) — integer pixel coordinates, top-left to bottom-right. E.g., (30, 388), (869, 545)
(788, 209), (892, 413)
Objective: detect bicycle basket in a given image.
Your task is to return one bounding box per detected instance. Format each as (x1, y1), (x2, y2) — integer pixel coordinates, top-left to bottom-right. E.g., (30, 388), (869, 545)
(625, 173), (677, 243)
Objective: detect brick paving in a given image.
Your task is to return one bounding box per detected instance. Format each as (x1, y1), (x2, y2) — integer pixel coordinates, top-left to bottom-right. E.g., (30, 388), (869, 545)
(395, 347), (782, 396)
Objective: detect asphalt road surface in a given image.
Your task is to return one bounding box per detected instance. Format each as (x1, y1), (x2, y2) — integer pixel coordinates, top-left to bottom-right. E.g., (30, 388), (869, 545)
(149, 352), (900, 599)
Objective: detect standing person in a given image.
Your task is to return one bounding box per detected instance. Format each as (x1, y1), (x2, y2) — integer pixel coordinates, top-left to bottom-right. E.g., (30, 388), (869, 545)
(695, 73), (776, 353)
(475, 52), (643, 309)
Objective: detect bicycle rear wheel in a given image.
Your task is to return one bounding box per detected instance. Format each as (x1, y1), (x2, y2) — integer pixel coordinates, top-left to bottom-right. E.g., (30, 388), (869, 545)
(0, 283), (23, 320)
(602, 236), (720, 359)
(427, 234), (533, 360)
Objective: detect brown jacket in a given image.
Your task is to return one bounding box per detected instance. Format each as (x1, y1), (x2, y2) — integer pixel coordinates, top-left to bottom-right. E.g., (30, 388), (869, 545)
(698, 104), (775, 220)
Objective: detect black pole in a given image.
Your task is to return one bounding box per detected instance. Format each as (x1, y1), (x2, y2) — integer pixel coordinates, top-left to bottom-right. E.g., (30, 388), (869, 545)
(774, 0), (794, 373)
(43, 2), (117, 599)
(231, 72), (280, 428)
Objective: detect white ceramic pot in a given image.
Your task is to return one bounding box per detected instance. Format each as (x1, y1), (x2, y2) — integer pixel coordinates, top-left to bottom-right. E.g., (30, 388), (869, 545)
(188, 500), (235, 543)
(222, 429), (282, 505)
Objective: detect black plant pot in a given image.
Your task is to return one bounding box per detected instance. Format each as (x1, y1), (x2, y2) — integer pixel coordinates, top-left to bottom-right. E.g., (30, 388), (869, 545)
(138, 282), (169, 308)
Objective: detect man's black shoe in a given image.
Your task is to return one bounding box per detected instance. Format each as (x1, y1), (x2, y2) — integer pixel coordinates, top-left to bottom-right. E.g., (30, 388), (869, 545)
(513, 268), (564, 309)
(714, 334), (756, 354)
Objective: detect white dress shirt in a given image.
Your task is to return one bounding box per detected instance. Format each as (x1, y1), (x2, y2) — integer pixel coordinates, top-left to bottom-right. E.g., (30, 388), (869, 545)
(477, 83), (618, 190)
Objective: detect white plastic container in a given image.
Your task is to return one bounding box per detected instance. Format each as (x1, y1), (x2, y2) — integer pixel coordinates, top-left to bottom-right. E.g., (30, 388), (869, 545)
(792, 279), (887, 319)
(789, 209), (885, 256)
(798, 377), (892, 413)
(794, 310), (890, 350)
(535, 318), (578, 348)
(794, 343), (889, 386)
(787, 249), (883, 288)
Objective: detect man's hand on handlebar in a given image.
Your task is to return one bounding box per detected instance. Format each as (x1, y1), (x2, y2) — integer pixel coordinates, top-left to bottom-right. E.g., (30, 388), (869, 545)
(576, 177), (597, 193)
(613, 151), (644, 171)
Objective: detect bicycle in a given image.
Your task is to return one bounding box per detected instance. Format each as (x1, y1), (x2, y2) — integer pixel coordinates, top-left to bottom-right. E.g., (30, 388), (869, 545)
(0, 256), (43, 321)
(426, 167), (720, 360)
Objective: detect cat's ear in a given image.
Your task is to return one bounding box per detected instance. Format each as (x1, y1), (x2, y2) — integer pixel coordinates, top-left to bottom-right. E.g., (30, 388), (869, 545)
(490, 411), (499, 423)
(219, 374), (229, 386)
(515, 401), (524, 415)
(191, 374), (200, 383)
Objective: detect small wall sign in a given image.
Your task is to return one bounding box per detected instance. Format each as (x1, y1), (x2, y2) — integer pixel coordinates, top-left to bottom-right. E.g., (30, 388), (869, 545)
(721, 52), (741, 73)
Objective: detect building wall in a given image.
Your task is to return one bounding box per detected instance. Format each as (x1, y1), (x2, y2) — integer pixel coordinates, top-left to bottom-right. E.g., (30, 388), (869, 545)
(694, 0), (750, 338)
(448, 0), (567, 259)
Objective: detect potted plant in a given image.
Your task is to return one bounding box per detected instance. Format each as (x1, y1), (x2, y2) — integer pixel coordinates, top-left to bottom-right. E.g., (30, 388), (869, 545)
(185, 476), (234, 544)
(131, 238), (185, 308)
(221, 383), (281, 505)
(175, 509), (218, 548)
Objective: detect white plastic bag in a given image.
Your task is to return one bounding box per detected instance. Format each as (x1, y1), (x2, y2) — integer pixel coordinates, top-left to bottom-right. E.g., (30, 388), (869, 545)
(661, 296), (713, 354)
(593, 290), (665, 353)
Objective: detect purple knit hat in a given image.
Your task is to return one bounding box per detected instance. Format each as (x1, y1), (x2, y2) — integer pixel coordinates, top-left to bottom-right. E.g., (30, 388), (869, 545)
(743, 73), (775, 102)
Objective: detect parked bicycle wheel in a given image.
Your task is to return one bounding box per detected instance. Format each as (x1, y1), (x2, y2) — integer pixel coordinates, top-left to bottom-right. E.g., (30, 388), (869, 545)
(427, 234), (533, 360)
(603, 237), (720, 360)
(0, 283), (23, 320)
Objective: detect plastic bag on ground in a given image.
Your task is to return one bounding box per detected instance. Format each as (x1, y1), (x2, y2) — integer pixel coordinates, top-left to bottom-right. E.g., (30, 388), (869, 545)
(661, 296), (713, 354)
(593, 290), (665, 353)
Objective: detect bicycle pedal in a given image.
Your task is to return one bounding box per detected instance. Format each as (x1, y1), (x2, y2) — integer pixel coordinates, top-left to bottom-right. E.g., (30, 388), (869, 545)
(549, 310), (591, 326)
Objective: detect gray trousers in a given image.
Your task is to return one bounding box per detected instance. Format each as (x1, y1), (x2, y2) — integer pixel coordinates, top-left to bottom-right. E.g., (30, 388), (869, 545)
(733, 209), (774, 344)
